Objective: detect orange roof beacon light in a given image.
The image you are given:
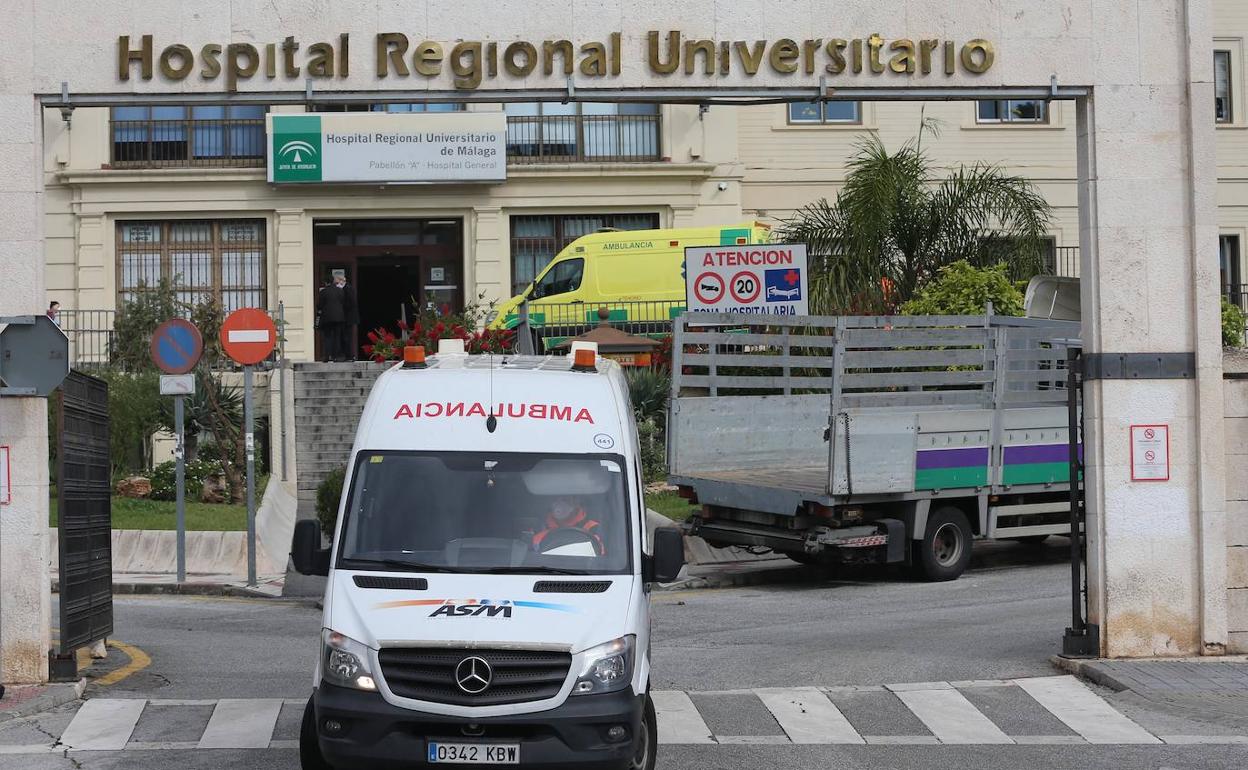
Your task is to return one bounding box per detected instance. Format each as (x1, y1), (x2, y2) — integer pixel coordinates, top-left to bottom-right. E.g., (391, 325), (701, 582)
(402, 345), (427, 369)
(572, 348), (598, 372)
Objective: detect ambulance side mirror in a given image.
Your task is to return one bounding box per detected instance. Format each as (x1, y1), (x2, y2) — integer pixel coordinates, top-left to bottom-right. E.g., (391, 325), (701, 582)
(649, 528), (686, 584)
(292, 519), (331, 576)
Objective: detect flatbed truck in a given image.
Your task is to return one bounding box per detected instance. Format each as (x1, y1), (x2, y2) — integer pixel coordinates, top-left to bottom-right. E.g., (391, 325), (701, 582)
(667, 312), (1081, 581)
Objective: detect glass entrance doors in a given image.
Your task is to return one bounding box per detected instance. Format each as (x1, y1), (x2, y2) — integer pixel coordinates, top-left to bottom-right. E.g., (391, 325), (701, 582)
(312, 219), (464, 361)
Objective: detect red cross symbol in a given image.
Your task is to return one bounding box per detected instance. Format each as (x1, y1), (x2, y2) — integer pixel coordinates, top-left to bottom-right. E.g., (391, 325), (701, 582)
(783, 269), (800, 286)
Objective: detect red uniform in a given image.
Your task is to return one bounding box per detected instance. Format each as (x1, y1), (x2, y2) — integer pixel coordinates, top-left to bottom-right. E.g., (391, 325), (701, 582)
(532, 508), (606, 555)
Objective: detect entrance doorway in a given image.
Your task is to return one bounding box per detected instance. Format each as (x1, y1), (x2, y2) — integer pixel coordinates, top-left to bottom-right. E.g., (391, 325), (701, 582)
(312, 219), (464, 360)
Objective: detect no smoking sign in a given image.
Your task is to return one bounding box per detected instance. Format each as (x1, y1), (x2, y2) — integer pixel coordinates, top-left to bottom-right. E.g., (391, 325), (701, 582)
(1130, 424), (1169, 481)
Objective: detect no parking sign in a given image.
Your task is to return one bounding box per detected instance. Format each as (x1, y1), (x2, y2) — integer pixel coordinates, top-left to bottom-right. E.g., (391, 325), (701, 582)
(684, 243), (808, 316)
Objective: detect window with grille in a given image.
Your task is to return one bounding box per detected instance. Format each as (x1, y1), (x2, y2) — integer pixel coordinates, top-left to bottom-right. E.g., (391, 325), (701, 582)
(110, 105), (267, 167)
(117, 220), (266, 312)
(508, 213), (660, 295)
(313, 103), (465, 112)
(504, 103), (660, 162)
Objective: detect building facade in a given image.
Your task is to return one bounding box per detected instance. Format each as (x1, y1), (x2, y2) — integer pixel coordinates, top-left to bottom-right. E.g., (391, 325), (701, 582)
(39, 1), (1248, 363)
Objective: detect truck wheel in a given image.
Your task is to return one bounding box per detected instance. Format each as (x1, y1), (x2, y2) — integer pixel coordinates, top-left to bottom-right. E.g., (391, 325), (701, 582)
(914, 507), (972, 582)
(630, 694), (657, 770)
(300, 696), (335, 770)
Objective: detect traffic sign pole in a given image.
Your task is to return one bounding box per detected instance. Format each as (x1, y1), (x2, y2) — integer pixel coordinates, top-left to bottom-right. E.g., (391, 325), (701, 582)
(244, 365), (257, 588)
(175, 394), (186, 583)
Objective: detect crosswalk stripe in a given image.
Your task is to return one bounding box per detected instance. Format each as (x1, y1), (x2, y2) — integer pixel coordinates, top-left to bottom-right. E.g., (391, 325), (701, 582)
(1015, 676), (1161, 745)
(755, 687), (864, 744)
(893, 688), (1014, 744)
(652, 690), (715, 744)
(59, 698), (146, 751)
(198, 699), (284, 749)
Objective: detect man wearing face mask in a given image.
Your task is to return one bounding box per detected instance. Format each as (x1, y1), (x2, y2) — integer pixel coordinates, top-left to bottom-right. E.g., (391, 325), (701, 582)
(532, 497), (606, 556)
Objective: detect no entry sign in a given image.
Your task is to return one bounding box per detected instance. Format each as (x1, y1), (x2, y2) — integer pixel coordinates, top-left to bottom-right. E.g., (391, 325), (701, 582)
(221, 308), (277, 365)
(684, 243), (809, 316)
(149, 319), (203, 375)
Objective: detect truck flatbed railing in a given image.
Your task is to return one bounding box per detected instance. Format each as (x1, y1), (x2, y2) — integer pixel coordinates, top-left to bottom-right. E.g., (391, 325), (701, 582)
(668, 312), (1081, 500)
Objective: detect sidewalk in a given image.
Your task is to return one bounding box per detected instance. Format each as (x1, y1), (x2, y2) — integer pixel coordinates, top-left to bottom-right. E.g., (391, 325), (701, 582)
(53, 573), (287, 598)
(0, 681), (85, 725)
(1056, 656), (1248, 720)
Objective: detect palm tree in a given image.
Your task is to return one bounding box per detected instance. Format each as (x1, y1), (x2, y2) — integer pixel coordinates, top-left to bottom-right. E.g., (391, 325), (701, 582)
(779, 130), (1052, 315)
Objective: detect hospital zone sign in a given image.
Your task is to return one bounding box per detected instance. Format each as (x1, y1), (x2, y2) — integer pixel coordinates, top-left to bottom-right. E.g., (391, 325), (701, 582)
(684, 244), (808, 316)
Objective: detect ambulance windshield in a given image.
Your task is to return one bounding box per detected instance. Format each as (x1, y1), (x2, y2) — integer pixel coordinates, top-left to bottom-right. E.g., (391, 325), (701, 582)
(336, 451), (631, 575)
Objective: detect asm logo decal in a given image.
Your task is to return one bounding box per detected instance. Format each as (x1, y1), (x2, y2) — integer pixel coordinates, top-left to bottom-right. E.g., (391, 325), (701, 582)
(373, 598), (578, 617)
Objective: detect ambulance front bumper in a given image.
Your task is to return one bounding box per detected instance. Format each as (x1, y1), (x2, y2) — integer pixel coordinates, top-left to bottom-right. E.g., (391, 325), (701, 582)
(314, 683), (643, 770)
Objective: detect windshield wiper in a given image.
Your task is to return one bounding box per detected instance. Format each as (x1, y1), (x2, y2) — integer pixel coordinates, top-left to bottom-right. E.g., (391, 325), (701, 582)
(476, 566), (592, 575)
(341, 557), (459, 573)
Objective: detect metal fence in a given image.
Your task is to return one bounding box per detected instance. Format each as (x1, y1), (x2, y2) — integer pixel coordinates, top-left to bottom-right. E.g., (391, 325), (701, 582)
(514, 300), (684, 353)
(57, 308), (283, 371)
(506, 114), (661, 163)
(110, 117), (267, 168)
(1050, 246), (1080, 277)
(59, 310), (116, 370)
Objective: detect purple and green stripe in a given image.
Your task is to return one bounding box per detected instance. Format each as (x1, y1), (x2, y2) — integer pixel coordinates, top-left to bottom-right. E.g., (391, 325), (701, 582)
(914, 443), (1082, 490)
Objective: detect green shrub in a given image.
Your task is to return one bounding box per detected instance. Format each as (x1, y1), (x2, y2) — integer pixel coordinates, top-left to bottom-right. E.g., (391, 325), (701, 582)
(637, 418), (667, 484)
(626, 367), (670, 426)
(901, 261), (1025, 317)
(1223, 297), (1245, 348)
(148, 458), (226, 501)
(316, 467), (347, 538)
(97, 370), (164, 479)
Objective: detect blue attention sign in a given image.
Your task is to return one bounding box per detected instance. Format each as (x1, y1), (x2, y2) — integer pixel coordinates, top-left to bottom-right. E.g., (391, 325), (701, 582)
(150, 319), (204, 375)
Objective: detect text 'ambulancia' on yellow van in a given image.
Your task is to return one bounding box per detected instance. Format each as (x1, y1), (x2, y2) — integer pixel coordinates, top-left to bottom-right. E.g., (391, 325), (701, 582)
(488, 222), (773, 334)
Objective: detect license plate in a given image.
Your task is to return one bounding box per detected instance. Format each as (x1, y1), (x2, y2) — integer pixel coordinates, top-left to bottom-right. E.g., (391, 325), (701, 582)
(427, 742), (520, 764)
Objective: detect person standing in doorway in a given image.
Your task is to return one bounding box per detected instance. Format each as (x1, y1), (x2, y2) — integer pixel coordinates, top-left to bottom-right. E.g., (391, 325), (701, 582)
(46, 301), (60, 327)
(317, 270), (357, 362)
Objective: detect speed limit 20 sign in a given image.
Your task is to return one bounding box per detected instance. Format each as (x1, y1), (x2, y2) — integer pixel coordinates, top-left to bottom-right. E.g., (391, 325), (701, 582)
(684, 243), (808, 316)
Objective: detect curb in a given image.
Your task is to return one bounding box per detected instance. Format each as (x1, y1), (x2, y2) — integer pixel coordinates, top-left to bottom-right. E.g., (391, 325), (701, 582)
(1048, 655), (1129, 690)
(52, 579), (297, 601)
(0, 680), (85, 725)
(656, 563), (817, 592)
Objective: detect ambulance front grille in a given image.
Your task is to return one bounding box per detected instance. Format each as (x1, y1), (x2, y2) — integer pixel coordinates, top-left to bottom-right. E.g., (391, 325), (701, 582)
(378, 648), (572, 706)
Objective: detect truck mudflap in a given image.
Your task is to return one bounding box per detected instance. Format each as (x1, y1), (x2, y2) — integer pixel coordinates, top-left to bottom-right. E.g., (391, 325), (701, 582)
(811, 519), (906, 563)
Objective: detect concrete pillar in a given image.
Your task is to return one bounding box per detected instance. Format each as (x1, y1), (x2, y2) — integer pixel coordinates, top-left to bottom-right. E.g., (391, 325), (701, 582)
(1080, 0), (1225, 657)
(274, 209), (311, 361)
(0, 84), (51, 682)
(472, 208), (506, 304)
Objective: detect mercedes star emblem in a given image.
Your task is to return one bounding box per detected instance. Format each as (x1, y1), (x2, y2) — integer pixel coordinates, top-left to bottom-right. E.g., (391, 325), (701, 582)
(455, 656), (493, 694)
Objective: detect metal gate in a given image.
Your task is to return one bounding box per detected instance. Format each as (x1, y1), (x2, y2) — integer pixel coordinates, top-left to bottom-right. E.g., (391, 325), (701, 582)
(55, 370), (113, 662)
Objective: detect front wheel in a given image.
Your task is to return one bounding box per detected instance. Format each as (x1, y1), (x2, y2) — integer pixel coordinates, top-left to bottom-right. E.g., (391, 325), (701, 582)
(913, 506), (973, 582)
(630, 694), (657, 770)
(300, 696), (334, 770)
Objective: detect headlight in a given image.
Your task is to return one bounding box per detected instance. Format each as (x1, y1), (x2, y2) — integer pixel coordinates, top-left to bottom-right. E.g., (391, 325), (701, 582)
(484, 309), (500, 325)
(571, 635), (635, 696)
(321, 629), (377, 691)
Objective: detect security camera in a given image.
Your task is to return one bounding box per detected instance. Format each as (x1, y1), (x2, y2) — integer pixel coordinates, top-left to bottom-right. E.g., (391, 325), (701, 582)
(717, 181), (729, 191)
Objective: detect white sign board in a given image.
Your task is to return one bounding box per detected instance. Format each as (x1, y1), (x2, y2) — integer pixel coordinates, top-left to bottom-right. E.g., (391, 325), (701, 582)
(683, 243), (809, 316)
(159, 374), (196, 395)
(268, 112), (506, 184)
(1130, 424), (1170, 481)
(0, 445), (9, 504)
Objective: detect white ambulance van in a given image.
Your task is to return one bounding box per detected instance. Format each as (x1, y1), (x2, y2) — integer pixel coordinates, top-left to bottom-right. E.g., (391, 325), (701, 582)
(291, 341), (685, 770)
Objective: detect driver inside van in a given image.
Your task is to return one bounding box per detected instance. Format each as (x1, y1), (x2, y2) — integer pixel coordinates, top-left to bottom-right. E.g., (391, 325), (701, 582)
(532, 497), (606, 556)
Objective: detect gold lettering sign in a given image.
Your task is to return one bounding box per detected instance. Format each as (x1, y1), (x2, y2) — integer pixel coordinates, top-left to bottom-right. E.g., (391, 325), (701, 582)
(117, 32), (995, 91)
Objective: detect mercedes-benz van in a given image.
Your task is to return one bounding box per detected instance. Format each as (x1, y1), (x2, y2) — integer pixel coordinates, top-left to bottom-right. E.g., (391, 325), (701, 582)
(292, 340), (685, 770)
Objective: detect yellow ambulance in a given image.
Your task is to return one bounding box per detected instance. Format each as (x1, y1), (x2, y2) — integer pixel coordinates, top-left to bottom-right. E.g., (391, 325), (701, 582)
(489, 222), (773, 333)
